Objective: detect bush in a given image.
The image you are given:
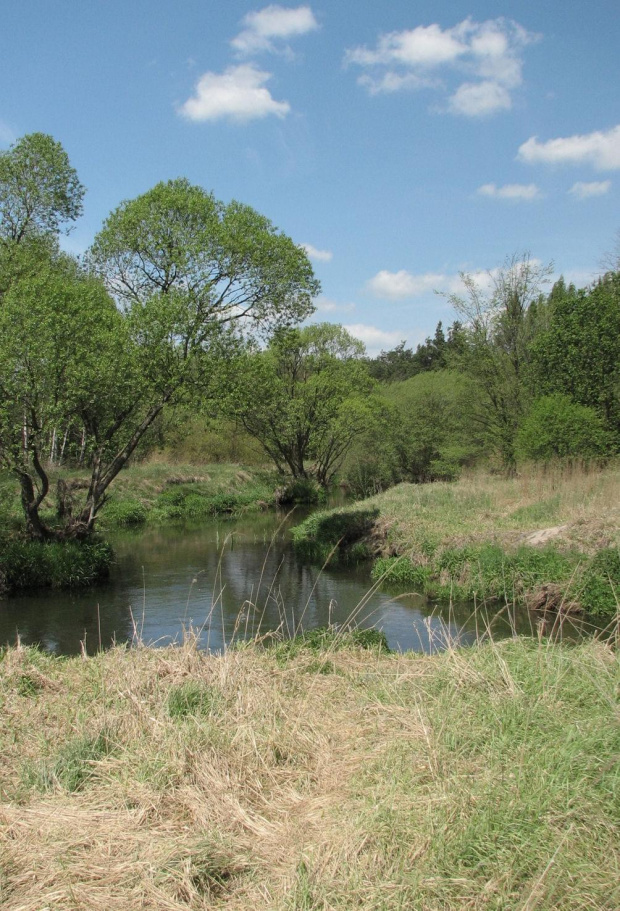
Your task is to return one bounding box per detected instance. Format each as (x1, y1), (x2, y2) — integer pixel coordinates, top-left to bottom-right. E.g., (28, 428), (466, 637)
(101, 499), (147, 527)
(517, 395), (612, 461)
(579, 548), (620, 616)
(0, 536), (113, 593)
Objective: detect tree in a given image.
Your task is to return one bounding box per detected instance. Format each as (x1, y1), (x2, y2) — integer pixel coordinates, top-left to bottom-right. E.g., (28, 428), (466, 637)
(448, 253), (553, 472)
(386, 370), (483, 482)
(231, 323), (383, 487)
(0, 254), (137, 539)
(1, 177), (319, 539)
(0, 133), (85, 296)
(529, 273), (620, 439)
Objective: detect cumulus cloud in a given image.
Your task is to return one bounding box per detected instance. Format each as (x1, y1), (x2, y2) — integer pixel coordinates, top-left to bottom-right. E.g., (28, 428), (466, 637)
(569, 180), (612, 199)
(301, 243), (333, 262)
(366, 267), (503, 300)
(367, 270), (450, 299)
(449, 80), (511, 116)
(346, 17), (538, 116)
(179, 64), (290, 123)
(232, 4), (318, 56)
(343, 323), (403, 355)
(518, 125), (620, 170)
(477, 182), (541, 200)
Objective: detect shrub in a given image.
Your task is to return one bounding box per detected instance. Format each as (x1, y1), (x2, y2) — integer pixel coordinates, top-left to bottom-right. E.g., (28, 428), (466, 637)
(517, 395), (612, 461)
(0, 537), (113, 593)
(578, 548), (620, 616)
(101, 499), (147, 527)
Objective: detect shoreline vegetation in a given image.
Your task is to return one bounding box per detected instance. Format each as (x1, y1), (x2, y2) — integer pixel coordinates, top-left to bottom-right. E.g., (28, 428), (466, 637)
(0, 463), (318, 595)
(292, 463), (620, 617)
(1, 632), (618, 909)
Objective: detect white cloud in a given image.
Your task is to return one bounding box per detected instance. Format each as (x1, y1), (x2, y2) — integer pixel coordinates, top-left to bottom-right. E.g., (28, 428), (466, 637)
(477, 182), (541, 200)
(367, 269), (449, 299)
(315, 296), (355, 313)
(569, 180), (611, 199)
(449, 80), (511, 117)
(301, 243), (333, 262)
(232, 5), (318, 56)
(346, 17), (538, 117)
(366, 267), (503, 300)
(518, 125), (620, 170)
(179, 64), (290, 123)
(343, 323), (403, 355)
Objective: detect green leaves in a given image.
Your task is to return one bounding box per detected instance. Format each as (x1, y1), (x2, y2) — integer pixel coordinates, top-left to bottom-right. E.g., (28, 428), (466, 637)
(89, 178), (319, 334)
(0, 133), (84, 248)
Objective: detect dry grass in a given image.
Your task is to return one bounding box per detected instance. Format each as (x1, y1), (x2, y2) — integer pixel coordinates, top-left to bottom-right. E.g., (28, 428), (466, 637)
(1, 630), (618, 910)
(367, 461), (620, 555)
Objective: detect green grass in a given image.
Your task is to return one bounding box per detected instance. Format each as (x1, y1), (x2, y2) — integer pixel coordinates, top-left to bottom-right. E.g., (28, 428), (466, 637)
(297, 465), (620, 616)
(291, 506), (378, 564)
(0, 536), (113, 594)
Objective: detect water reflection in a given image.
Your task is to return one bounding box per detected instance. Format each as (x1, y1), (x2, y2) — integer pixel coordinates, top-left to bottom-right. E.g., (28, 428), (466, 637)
(0, 510), (600, 656)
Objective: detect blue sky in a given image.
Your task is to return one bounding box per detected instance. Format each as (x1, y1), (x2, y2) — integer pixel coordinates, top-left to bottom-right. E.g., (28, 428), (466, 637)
(2, 1), (619, 353)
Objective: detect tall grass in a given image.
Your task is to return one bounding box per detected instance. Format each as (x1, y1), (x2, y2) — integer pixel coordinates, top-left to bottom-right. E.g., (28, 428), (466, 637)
(1, 620), (617, 909)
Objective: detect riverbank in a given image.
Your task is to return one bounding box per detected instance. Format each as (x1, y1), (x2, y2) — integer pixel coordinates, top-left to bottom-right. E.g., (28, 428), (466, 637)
(0, 463), (282, 594)
(293, 464), (620, 616)
(0, 634), (617, 909)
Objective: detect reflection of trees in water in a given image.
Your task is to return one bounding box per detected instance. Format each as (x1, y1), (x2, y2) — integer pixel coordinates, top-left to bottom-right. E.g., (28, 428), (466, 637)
(1, 515), (600, 656)
(0, 586), (133, 656)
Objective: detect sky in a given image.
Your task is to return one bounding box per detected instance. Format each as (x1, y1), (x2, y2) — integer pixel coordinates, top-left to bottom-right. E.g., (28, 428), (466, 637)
(1, 1), (619, 354)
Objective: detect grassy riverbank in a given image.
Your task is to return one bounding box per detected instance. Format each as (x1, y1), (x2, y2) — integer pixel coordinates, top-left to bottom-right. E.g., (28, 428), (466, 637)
(293, 464), (620, 616)
(0, 463), (281, 594)
(1, 634), (618, 909)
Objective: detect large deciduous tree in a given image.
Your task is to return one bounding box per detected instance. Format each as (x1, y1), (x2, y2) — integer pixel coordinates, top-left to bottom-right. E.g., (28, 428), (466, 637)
(230, 323), (384, 487)
(0, 133), (85, 296)
(1, 168), (319, 539)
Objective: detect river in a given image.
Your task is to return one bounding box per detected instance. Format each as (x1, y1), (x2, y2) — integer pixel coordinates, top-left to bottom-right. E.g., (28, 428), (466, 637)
(0, 508), (594, 655)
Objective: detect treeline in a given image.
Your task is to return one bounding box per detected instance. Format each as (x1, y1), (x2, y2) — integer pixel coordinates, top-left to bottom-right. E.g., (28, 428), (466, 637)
(1, 132), (619, 542)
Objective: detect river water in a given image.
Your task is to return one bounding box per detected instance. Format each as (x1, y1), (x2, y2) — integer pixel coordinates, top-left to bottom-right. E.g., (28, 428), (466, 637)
(0, 508), (593, 656)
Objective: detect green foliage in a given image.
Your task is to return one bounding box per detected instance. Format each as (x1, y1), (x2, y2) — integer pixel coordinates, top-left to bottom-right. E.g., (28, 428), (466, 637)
(448, 254), (554, 471)
(385, 369), (483, 483)
(167, 682), (222, 719)
(151, 482), (272, 521)
(372, 544), (582, 605)
(529, 273), (620, 439)
(0, 133), (84, 249)
(518, 394), (612, 461)
(23, 728), (114, 793)
(100, 499), (148, 527)
(276, 477), (326, 505)
(230, 323), (387, 487)
(291, 507), (378, 563)
(0, 536), (113, 593)
(371, 557), (431, 588)
(579, 548), (620, 616)
(268, 625), (390, 661)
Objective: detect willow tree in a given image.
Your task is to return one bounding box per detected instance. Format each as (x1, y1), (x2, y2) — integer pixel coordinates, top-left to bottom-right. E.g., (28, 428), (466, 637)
(230, 323), (383, 487)
(2, 177), (319, 539)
